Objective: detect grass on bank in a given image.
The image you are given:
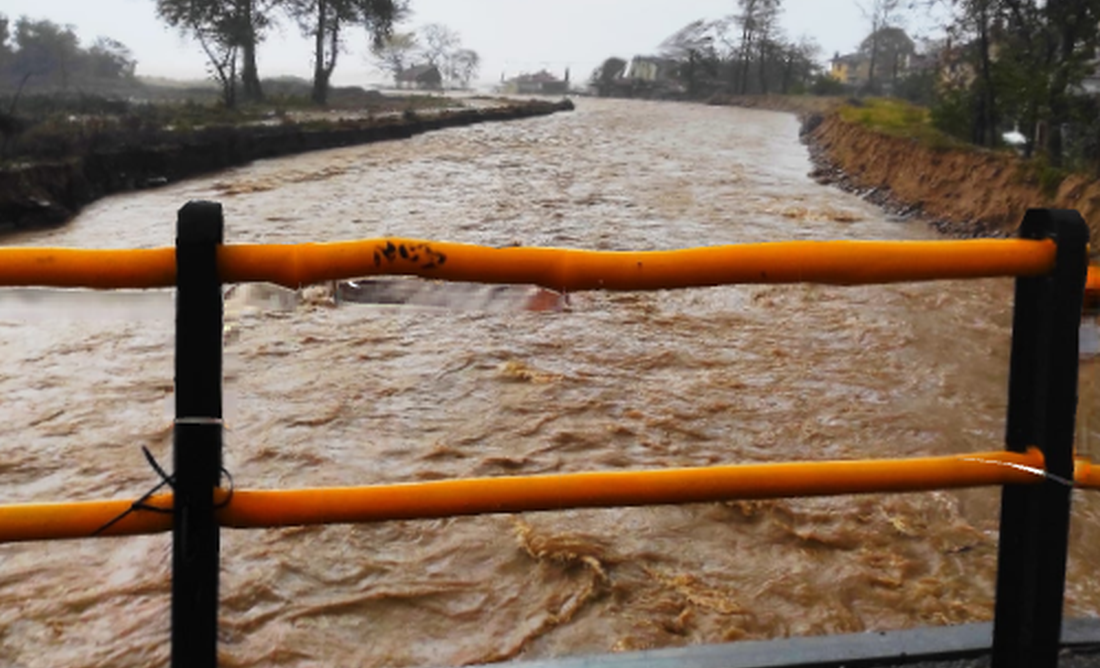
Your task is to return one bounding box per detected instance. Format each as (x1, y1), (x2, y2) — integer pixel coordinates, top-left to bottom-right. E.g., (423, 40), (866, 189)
(0, 88), (465, 166)
(837, 96), (1077, 198)
(838, 97), (965, 151)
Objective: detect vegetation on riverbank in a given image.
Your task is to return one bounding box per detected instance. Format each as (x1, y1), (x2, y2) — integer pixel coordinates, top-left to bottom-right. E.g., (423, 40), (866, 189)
(0, 97), (574, 234)
(835, 98), (965, 151)
(0, 85), (460, 166)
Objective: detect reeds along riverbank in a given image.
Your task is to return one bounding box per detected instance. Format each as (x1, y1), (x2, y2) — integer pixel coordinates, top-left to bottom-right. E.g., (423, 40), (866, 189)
(0, 98), (574, 234)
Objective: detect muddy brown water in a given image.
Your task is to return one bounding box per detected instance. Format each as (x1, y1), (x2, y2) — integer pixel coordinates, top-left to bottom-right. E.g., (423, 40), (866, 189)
(1, 98), (1098, 667)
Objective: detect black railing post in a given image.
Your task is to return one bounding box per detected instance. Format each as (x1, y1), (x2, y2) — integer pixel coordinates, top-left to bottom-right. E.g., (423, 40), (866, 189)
(992, 209), (1090, 668)
(173, 201), (224, 668)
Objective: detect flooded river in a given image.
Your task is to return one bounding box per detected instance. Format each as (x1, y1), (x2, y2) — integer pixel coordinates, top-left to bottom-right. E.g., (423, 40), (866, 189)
(1, 98), (1099, 667)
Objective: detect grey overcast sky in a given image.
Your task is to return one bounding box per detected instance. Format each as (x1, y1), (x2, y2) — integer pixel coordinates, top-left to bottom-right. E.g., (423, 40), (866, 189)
(0, 1), (947, 87)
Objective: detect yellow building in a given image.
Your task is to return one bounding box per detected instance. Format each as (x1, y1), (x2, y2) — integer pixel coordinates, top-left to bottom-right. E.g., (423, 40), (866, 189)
(830, 53), (870, 87)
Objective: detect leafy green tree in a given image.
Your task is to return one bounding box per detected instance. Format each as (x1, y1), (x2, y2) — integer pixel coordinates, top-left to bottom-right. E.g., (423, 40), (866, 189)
(1039, 0), (1100, 165)
(0, 15), (11, 68)
(659, 19), (727, 96)
(231, 0), (276, 102)
(284, 0), (405, 105)
(156, 0), (241, 106)
(11, 17), (81, 89)
(86, 38), (137, 81)
(928, 0), (1100, 163)
(154, 0), (275, 104)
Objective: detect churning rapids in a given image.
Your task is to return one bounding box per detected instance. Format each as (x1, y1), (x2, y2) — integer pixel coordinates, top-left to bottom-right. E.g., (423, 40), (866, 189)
(1, 98), (1099, 668)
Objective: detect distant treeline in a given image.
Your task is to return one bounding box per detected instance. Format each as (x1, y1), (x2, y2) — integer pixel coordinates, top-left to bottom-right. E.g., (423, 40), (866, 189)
(593, 0), (1100, 173)
(0, 14), (137, 96)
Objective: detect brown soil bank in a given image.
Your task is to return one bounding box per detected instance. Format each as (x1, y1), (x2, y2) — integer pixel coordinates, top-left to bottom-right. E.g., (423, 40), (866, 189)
(0, 99), (574, 234)
(805, 112), (1100, 245)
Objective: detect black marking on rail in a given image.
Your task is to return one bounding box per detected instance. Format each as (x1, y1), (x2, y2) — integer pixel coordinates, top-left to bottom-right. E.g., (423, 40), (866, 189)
(375, 242), (447, 271)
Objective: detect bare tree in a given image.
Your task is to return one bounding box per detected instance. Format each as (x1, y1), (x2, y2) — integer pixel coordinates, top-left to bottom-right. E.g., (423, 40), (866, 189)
(734, 0), (782, 94)
(419, 22), (459, 72)
(418, 23), (479, 87)
(450, 48), (480, 88)
(780, 35), (821, 93)
(855, 0), (906, 92)
(371, 31), (419, 85)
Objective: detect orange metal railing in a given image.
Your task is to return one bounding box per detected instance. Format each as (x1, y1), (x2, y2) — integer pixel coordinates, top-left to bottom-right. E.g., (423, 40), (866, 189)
(0, 238), (1093, 546)
(0, 238), (1058, 290)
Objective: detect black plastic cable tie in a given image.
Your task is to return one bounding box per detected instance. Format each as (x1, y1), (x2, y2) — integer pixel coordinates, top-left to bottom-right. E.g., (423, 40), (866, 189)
(91, 447), (177, 536)
(142, 445), (175, 490)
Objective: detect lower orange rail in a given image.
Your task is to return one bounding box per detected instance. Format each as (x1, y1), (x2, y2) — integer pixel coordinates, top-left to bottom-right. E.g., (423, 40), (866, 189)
(1088, 265), (1100, 308)
(0, 449), (1065, 543)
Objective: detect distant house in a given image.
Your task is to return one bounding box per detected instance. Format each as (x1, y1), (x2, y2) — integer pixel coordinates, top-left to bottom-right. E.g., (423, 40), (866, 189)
(830, 28), (918, 91)
(503, 70), (570, 95)
(830, 52), (870, 87)
(627, 56), (680, 82)
(396, 64), (442, 90)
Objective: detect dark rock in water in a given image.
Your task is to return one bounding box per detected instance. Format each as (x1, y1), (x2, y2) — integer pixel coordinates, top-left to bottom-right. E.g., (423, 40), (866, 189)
(800, 113), (824, 137)
(336, 278), (566, 313)
(0, 197), (71, 232)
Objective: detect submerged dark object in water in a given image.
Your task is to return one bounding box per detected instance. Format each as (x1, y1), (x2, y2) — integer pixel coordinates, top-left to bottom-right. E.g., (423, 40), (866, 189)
(336, 278), (566, 312)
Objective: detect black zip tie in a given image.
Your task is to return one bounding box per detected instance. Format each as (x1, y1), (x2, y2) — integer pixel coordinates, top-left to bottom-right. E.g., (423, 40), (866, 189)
(92, 447), (235, 537)
(144, 445), (174, 489)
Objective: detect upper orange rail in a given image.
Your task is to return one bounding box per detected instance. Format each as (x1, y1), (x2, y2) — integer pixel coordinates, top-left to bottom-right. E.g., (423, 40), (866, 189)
(0, 238), (1058, 290)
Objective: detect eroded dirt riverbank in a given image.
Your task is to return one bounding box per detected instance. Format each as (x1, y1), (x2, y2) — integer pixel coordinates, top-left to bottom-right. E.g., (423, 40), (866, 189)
(800, 108), (1100, 244)
(0, 98), (573, 234)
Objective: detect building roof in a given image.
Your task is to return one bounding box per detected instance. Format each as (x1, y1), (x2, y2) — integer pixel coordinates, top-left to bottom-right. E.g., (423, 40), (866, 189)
(512, 70), (562, 84)
(397, 64), (440, 82)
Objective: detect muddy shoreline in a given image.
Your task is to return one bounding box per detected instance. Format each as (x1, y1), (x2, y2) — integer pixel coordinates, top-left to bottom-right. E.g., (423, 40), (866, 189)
(797, 112), (1015, 239)
(800, 110), (1100, 244)
(708, 94), (1099, 243)
(0, 98), (574, 235)
(798, 115), (1008, 239)
(705, 95), (997, 238)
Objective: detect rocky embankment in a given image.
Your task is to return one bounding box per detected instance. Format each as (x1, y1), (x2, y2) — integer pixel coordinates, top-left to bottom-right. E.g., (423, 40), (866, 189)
(0, 98), (574, 234)
(801, 111), (1100, 245)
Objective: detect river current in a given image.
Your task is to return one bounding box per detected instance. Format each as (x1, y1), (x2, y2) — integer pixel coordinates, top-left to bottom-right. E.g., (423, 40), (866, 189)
(1, 98), (1099, 667)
